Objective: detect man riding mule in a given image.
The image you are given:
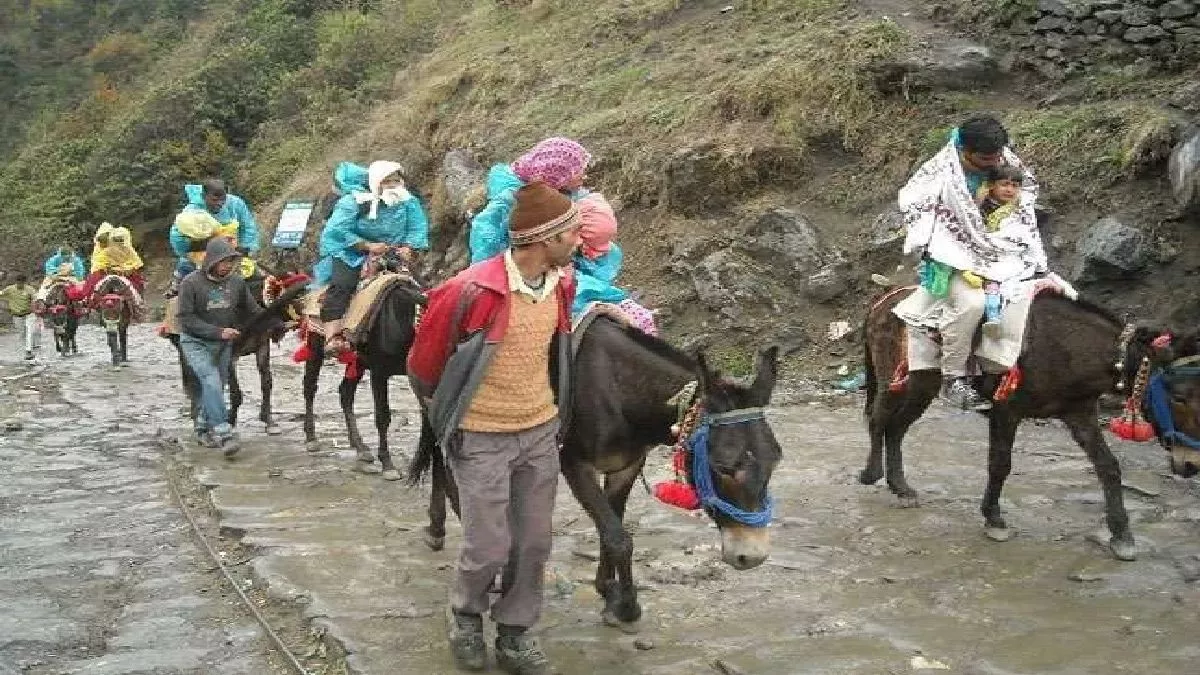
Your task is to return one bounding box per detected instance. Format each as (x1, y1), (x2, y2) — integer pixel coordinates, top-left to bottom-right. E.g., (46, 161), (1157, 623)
(313, 160), (429, 356)
(1118, 328), (1200, 478)
(892, 116), (1049, 411)
(168, 179), (260, 297)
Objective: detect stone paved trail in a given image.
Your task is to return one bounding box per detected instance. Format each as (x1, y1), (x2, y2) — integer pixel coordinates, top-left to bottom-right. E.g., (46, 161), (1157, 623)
(9, 323), (1200, 675)
(0, 327), (286, 675)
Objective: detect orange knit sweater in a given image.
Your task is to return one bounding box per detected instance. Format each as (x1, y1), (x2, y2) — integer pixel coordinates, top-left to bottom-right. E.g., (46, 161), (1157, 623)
(459, 292), (559, 432)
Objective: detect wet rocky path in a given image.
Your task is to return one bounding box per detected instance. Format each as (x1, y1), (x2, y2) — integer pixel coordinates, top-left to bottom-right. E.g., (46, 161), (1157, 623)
(0, 327), (284, 674)
(5, 323), (1200, 674)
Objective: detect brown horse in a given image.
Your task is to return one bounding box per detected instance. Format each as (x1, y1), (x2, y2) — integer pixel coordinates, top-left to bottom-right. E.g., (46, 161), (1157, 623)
(860, 286), (1181, 561)
(409, 318), (782, 629)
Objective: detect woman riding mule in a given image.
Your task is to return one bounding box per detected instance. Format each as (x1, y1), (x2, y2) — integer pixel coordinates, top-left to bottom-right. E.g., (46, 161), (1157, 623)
(83, 222), (146, 298)
(314, 160), (430, 355)
(469, 137), (657, 334)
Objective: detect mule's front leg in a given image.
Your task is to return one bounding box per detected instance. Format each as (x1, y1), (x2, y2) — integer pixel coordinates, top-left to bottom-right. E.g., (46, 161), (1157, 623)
(1062, 406), (1136, 561)
(339, 372), (376, 469)
(982, 409), (1019, 542)
(302, 345), (322, 451)
(227, 360), (243, 428)
(256, 344), (281, 435)
(370, 371), (400, 480)
(561, 458), (641, 629)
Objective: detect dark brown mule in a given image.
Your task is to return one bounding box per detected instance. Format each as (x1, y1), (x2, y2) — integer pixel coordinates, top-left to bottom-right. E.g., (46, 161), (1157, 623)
(300, 271), (426, 479)
(92, 274), (139, 367)
(409, 318), (783, 630)
(167, 277), (307, 434)
(861, 286), (1171, 561)
(42, 282), (81, 357)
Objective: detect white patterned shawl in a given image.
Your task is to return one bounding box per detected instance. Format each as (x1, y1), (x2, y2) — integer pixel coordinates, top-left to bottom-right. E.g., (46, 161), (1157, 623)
(899, 139), (1047, 284)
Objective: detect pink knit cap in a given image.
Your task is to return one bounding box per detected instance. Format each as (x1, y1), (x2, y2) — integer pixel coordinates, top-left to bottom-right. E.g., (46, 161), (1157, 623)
(577, 193), (618, 260)
(511, 137), (592, 191)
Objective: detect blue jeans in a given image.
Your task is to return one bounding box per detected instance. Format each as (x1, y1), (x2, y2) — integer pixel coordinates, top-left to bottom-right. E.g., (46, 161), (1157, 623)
(179, 334), (234, 438)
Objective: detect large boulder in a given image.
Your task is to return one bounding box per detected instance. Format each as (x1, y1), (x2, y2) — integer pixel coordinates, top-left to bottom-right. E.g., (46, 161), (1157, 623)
(691, 249), (763, 310)
(1073, 217), (1150, 281)
(871, 40), (999, 95)
(441, 149), (486, 222)
(738, 208), (825, 274)
(1169, 130), (1200, 213)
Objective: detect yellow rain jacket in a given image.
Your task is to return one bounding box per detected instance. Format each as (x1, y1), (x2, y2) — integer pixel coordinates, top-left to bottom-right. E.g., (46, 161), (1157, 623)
(173, 211), (256, 278)
(91, 224), (144, 274)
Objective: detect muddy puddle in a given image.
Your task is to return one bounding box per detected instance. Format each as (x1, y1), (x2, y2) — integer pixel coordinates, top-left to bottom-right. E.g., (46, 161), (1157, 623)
(18, 323), (1200, 674)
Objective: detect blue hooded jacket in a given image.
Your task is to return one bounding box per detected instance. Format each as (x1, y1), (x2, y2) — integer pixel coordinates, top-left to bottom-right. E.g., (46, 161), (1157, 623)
(313, 162), (431, 286)
(44, 250), (86, 279)
(467, 164), (627, 316)
(169, 184), (261, 258)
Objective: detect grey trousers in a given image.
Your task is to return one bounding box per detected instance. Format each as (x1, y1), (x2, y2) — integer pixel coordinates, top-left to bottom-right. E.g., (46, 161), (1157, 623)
(449, 419), (560, 628)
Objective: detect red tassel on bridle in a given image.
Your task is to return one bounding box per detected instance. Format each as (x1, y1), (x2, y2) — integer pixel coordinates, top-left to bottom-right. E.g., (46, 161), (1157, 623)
(1109, 353), (1155, 442)
(652, 395), (702, 512)
(292, 320), (313, 363)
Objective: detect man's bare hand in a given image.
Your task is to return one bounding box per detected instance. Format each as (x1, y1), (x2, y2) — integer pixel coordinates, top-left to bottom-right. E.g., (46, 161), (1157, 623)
(220, 327), (241, 341)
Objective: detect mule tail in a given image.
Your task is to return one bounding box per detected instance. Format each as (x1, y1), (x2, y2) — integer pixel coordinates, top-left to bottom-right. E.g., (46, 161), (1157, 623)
(406, 409), (438, 486)
(235, 281), (308, 348)
(863, 312), (878, 423)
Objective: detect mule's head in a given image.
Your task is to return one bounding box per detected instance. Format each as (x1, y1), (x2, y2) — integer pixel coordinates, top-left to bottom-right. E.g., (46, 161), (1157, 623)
(44, 284), (73, 333)
(694, 346), (782, 570)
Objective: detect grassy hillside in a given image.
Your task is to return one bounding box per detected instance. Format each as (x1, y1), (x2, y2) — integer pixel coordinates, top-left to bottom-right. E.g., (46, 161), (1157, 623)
(2, 0), (1196, 372)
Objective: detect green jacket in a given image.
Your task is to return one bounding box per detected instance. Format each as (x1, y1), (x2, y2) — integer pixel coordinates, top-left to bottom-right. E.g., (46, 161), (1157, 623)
(0, 284), (36, 316)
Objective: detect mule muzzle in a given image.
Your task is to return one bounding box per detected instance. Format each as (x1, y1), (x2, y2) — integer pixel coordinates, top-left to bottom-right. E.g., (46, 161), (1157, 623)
(720, 524), (770, 570)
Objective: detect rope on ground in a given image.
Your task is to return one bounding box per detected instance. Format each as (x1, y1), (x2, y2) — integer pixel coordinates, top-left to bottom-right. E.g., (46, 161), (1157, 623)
(161, 446), (311, 675)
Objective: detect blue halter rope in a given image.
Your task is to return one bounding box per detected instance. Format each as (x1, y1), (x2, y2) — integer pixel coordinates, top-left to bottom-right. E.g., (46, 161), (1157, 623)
(687, 407), (774, 528)
(1146, 363), (1200, 451)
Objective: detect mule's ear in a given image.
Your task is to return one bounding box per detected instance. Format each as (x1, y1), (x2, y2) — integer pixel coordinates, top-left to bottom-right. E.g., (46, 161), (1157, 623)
(753, 345), (780, 402)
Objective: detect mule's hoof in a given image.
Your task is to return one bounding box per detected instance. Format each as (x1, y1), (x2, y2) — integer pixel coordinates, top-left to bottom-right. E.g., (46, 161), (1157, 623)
(985, 526), (1014, 542)
(358, 462), (382, 475)
(602, 611), (641, 635)
(423, 532), (445, 551)
(858, 469), (882, 485)
(265, 424), (283, 436)
(1110, 537), (1138, 562)
(305, 440), (322, 453)
(381, 469), (401, 481)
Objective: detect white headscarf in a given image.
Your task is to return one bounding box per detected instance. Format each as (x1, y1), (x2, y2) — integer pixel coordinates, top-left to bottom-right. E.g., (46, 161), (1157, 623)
(356, 160), (411, 219)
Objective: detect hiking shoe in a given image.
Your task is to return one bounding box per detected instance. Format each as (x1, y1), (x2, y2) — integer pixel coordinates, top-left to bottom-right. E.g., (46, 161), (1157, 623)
(448, 611), (486, 671)
(495, 634), (553, 675)
(24, 351), (34, 361)
(194, 430), (220, 448)
(942, 377), (992, 412)
(219, 435), (241, 459)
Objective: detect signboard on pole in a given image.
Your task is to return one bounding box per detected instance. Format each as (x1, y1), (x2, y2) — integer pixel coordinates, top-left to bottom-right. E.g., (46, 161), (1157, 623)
(271, 201), (315, 249)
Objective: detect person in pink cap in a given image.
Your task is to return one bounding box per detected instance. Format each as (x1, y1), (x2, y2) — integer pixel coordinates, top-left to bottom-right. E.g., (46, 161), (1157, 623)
(469, 137), (657, 335)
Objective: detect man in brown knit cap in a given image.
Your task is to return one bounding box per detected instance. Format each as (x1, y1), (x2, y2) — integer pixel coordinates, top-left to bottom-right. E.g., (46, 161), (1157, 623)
(408, 181), (580, 674)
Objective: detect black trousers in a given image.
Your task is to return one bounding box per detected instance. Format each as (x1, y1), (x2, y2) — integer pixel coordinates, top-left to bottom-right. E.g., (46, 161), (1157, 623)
(320, 258), (360, 322)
